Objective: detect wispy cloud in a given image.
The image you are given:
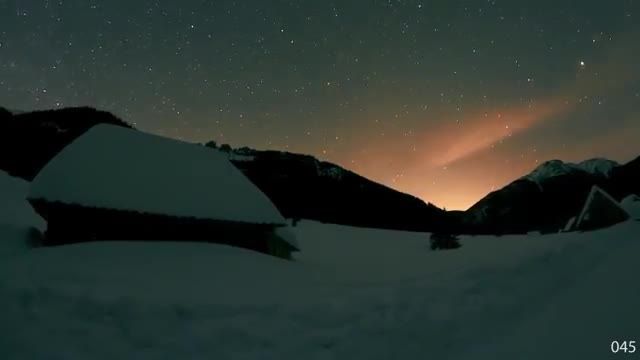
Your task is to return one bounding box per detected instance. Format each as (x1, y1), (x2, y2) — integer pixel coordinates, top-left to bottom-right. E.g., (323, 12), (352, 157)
(425, 99), (569, 167)
(425, 29), (640, 167)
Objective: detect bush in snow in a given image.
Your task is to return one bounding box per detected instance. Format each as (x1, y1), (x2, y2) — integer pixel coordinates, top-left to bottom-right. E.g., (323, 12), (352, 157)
(430, 232), (461, 250)
(204, 140), (218, 149)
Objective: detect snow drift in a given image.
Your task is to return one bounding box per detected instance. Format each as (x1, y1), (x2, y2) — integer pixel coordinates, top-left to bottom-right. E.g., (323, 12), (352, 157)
(0, 171), (43, 260)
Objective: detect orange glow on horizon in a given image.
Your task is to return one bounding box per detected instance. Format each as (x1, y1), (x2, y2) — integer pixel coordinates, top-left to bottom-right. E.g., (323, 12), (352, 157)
(336, 34), (640, 211)
(338, 97), (572, 210)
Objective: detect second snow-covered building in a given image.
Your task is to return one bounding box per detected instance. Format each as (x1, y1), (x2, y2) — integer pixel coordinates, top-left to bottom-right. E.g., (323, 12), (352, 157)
(28, 124), (298, 259)
(621, 194), (640, 220)
(571, 186), (630, 232)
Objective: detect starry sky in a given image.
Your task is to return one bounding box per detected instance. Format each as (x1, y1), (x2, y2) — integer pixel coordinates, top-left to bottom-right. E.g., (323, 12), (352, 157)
(1, 0), (639, 210)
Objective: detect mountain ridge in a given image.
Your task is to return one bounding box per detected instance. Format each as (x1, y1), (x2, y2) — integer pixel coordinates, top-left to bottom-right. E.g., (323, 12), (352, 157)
(524, 158), (619, 185)
(1, 105), (637, 235)
(0, 106), (446, 232)
(464, 155), (639, 234)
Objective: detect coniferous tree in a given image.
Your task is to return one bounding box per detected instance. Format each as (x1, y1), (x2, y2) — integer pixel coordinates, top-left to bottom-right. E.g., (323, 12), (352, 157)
(430, 232), (461, 250)
(204, 140), (218, 149)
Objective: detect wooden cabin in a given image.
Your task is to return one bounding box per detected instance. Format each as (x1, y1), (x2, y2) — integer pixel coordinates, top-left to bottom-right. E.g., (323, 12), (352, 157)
(27, 124), (298, 259)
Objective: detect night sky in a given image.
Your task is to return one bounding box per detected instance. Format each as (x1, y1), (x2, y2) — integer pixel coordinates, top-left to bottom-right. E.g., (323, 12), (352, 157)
(1, 0), (639, 210)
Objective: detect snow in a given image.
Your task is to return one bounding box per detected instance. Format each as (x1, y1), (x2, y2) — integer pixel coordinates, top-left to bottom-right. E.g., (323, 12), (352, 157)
(0, 171), (44, 260)
(576, 158), (619, 176)
(29, 125), (285, 225)
(525, 158), (619, 184)
(0, 225), (39, 261)
(2, 169), (640, 359)
(563, 216), (576, 232)
(1, 241), (315, 306)
(275, 226), (299, 249)
(621, 194), (640, 220)
(320, 165), (345, 180)
(2, 219), (639, 359)
(0, 171), (44, 230)
(454, 222), (640, 359)
(316, 162), (345, 180)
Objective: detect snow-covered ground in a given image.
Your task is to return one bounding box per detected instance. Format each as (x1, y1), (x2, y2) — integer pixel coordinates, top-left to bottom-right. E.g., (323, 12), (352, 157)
(1, 170), (639, 359)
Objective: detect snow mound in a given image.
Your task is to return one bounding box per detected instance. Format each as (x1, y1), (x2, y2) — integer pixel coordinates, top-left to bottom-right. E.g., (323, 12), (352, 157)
(29, 125), (286, 225)
(0, 171), (44, 229)
(0, 225), (39, 260)
(0, 171), (44, 260)
(525, 158), (619, 184)
(621, 194), (640, 220)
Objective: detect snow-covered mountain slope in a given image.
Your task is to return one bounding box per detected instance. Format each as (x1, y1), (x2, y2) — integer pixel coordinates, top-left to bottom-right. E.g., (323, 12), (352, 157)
(464, 156), (636, 234)
(577, 158), (619, 177)
(228, 147), (444, 232)
(525, 158), (619, 184)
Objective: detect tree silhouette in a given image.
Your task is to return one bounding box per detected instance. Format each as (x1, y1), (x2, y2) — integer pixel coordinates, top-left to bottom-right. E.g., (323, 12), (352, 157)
(204, 140), (218, 149)
(430, 232), (461, 250)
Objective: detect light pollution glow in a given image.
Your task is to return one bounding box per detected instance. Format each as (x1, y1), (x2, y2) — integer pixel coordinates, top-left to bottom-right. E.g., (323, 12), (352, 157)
(337, 34), (639, 210)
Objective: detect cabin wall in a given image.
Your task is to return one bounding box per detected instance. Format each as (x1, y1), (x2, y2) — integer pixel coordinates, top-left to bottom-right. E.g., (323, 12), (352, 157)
(266, 233), (297, 260)
(29, 200), (292, 259)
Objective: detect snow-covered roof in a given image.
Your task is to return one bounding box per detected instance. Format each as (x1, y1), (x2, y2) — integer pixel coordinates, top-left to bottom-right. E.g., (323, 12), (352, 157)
(563, 216), (576, 232)
(29, 125), (286, 226)
(575, 186), (629, 229)
(621, 194), (640, 220)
